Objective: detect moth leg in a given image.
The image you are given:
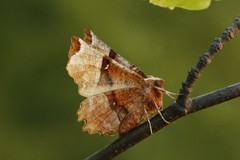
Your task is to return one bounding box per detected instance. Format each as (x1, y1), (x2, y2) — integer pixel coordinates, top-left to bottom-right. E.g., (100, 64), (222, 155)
(153, 101), (170, 124)
(144, 107), (153, 135)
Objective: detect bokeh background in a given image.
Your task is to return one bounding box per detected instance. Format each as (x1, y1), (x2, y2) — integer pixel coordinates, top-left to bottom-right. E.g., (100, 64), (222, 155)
(1, 0), (240, 160)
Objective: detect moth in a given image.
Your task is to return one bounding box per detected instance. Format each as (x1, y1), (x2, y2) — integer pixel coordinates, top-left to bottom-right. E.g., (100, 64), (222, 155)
(66, 29), (170, 136)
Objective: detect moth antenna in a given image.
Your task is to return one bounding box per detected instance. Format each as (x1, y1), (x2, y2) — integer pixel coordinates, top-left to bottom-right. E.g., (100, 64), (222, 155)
(155, 87), (177, 99)
(165, 91), (177, 99)
(144, 107), (153, 135)
(153, 101), (170, 124)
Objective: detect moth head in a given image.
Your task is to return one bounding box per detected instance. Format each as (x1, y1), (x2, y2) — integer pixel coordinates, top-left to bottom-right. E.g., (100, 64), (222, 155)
(146, 76), (176, 99)
(145, 75), (164, 88)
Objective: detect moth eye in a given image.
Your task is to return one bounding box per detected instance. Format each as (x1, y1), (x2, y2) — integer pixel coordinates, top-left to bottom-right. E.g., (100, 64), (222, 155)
(154, 80), (161, 87)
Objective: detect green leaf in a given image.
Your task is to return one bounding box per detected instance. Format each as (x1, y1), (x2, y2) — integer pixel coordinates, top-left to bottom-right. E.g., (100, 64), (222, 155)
(150, 0), (212, 10)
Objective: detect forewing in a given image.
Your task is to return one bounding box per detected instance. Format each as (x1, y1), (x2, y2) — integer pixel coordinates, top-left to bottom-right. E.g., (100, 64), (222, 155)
(118, 92), (161, 135)
(84, 29), (147, 78)
(78, 87), (147, 135)
(66, 37), (143, 97)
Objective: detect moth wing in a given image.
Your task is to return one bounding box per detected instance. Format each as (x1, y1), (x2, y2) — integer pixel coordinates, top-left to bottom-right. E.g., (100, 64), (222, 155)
(78, 87), (150, 135)
(118, 93), (161, 135)
(66, 37), (143, 97)
(84, 29), (147, 78)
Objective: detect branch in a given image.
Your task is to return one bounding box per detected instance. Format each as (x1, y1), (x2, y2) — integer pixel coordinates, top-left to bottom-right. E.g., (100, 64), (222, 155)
(86, 83), (240, 160)
(85, 16), (240, 160)
(176, 16), (240, 110)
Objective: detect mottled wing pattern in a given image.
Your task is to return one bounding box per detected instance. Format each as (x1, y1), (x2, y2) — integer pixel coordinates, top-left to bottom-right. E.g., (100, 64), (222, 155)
(67, 30), (166, 135)
(78, 87), (159, 135)
(84, 29), (147, 78)
(66, 37), (144, 97)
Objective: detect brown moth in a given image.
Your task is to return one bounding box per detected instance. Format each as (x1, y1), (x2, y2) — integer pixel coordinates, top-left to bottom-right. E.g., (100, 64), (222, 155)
(66, 29), (169, 136)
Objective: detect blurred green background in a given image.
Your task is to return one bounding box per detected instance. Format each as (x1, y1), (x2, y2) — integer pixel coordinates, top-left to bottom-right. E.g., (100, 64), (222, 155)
(1, 0), (240, 160)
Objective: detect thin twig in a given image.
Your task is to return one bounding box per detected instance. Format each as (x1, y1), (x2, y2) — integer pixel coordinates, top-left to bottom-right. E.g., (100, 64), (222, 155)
(85, 16), (240, 160)
(176, 16), (240, 110)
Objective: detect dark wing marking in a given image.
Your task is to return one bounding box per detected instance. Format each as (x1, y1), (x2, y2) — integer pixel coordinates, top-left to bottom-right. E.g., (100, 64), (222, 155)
(66, 37), (144, 97)
(78, 87), (162, 135)
(84, 29), (147, 78)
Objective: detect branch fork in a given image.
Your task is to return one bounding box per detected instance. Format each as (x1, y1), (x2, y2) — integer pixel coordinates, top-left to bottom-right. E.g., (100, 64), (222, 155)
(86, 16), (240, 160)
